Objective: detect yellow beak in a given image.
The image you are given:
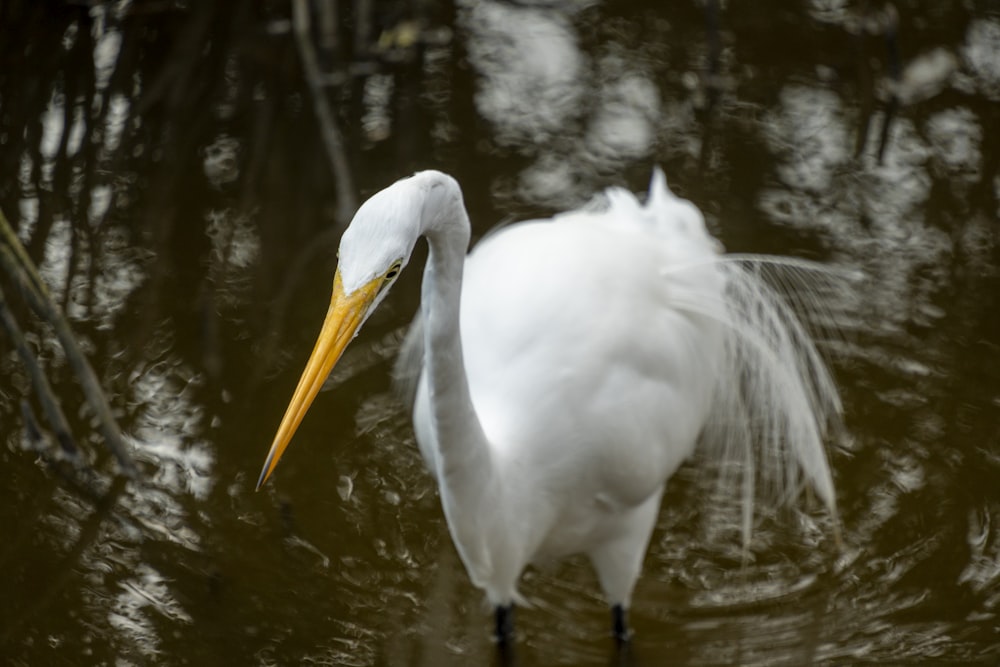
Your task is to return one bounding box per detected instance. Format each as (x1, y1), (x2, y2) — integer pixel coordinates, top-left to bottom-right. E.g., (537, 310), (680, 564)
(256, 270), (381, 490)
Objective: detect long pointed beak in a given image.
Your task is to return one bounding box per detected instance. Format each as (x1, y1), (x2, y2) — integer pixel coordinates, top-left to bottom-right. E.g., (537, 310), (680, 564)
(256, 270), (380, 490)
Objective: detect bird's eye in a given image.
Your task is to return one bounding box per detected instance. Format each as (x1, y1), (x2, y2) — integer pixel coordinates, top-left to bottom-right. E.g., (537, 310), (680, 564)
(385, 263), (401, 280)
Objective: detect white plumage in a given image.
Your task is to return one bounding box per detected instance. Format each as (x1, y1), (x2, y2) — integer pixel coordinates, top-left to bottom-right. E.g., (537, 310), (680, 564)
(257, 168), (841, 644)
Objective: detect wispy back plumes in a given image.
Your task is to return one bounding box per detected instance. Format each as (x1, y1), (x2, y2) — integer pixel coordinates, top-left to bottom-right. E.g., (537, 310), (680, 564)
(692, 256), (848, 545)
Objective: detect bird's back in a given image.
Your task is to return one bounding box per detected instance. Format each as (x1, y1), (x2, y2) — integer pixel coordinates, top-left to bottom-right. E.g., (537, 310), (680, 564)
(454, 177), (727, 517)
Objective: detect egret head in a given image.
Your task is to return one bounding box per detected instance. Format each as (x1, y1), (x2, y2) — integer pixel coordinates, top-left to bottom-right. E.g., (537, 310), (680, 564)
(256, 173), (435, 489)
(337, 176), (425, 296)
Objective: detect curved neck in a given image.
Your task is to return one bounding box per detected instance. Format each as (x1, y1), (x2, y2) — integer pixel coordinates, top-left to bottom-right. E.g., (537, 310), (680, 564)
(416, 175), (490, 486)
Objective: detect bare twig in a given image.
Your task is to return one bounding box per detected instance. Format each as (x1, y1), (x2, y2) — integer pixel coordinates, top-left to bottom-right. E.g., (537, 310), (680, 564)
(0, 285), (79, 460)
(20, 400), (107, 504)
(292, 0), (357, 225)
(0, 208), (138, 479)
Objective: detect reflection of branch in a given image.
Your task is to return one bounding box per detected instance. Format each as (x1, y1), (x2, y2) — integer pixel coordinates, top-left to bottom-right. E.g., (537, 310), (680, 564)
(0, 474), (126, 646)
(249, 226), (340, 391)
(0, 209), (138, 479)
(876, 4), (900, 164)
(292, 0), (357, 225)
(703, 0), (722, 113)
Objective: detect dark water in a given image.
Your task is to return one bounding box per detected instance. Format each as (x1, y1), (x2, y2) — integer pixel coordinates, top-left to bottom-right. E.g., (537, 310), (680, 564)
(2, 1), (999, 665)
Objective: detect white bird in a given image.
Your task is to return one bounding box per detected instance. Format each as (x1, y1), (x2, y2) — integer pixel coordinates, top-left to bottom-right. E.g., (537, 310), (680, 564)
(256, 168), (841, 645)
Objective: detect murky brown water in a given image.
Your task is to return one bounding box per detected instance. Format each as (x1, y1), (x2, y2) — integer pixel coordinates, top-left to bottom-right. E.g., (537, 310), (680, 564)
(2, 1), (999, 665)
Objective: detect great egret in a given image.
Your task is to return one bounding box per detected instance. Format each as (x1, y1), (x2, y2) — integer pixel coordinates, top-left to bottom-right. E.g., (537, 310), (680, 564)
(256, 169), (841, 645)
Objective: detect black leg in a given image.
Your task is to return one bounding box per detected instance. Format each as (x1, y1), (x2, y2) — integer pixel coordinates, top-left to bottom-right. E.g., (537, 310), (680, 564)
(612, 604), (631, 643)
(495, 604), (514, 646)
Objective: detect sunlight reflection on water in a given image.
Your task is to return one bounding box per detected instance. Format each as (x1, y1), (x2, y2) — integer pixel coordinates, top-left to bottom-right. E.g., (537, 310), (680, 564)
(463, 2), (586, 148)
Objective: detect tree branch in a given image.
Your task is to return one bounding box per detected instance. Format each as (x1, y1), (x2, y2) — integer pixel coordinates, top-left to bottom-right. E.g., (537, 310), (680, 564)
(0, 208), (138, 479)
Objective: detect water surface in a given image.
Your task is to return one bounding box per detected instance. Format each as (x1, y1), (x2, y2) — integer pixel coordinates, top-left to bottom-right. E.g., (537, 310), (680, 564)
(1, 1), (998, 665)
